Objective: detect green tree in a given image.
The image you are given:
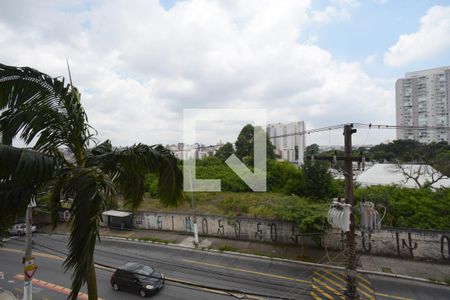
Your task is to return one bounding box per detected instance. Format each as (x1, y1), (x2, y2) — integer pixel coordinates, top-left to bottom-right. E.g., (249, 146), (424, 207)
(214, 142), (234, 161)
(435, 151), (450, 176)
(305, 143), (320, 156)
(196, 157), (249, 192)
(267, 160), (304, 195)
(235, 124), (254, 159)
(355, 185), (450, 230)
(303, 160), (336, 200)
(235, 124), (276, 164)
(0, 64), (183, 300)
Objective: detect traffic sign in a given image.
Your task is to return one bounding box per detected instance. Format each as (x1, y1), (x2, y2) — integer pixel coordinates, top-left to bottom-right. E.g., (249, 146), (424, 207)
(24, 257), (37, 279)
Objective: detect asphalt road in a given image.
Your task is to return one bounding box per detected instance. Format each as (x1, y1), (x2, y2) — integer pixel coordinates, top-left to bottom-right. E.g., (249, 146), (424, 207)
(1, 234), (449, 300)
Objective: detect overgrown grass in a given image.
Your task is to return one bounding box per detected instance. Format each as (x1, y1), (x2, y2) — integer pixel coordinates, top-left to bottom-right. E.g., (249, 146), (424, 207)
(132, 192), (327, 218)
(136, 236), (175, 244)
(217, 245), (237, 252)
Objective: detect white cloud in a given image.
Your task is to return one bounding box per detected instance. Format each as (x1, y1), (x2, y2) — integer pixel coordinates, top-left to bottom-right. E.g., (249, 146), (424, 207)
(311, 0), (359, 24)
(0, 0), (394, 146)
(364, 53), (377, 65)
(384, 5), (450, 67)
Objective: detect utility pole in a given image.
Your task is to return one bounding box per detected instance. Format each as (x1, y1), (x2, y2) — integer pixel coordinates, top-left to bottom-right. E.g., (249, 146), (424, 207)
(343, 124), (358, 300)
(188, 169), (199, 245)
(23, 198), (35, 300)
(308, 124), (360, 299)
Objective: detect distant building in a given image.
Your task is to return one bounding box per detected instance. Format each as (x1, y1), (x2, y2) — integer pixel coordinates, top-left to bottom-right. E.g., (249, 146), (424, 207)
(167, 143), (223, 160)
(396, 66), (450, 143)
(267, 121), (306, 165)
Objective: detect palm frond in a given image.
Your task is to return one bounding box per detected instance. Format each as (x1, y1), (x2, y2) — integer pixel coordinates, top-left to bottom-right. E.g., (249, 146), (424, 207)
(0, 63), (93, 163)
(60, 167), (114, 299)
(87, 142), (183, 210)
(0, 144), (55, 186)
(0, 144), (55, 242)
(0, 182), (35, 240)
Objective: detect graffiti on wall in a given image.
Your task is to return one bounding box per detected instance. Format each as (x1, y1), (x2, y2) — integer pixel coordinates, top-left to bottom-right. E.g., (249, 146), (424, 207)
(131, 212), (450, 261)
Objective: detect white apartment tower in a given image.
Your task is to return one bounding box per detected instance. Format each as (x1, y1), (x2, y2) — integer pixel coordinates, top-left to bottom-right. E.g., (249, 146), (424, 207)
(267, 121), (306, 165)
(396, 66), (450, 143)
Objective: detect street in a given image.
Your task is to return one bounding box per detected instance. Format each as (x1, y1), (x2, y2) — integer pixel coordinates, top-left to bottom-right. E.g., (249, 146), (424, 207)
(1, 234), (449, 300)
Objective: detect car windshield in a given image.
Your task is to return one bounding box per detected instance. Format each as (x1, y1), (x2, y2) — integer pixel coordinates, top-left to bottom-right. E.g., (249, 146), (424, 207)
(136, 265), (154, 278)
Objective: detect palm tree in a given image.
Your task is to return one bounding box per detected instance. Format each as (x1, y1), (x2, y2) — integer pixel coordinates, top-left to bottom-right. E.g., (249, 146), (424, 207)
(0, 63), (183, 299)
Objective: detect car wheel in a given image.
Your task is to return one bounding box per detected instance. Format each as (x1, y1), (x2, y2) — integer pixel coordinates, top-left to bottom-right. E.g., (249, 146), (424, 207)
(139, 289), (147, 297)
(112, 283), (120, 291)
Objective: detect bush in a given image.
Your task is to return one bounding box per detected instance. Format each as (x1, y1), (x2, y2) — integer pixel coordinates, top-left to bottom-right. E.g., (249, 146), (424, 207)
(355, 186), (450, 230)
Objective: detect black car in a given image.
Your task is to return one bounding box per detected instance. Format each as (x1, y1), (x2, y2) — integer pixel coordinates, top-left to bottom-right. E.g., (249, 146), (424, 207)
(111, 262), (165, 297)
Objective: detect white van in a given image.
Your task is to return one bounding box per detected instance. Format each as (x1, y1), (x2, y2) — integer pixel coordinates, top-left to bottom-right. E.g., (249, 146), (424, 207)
(8, 223), (37, 236)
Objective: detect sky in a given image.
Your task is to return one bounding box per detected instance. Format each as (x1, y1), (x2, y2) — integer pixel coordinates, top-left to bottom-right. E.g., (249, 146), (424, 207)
(1, 0), (450, 147)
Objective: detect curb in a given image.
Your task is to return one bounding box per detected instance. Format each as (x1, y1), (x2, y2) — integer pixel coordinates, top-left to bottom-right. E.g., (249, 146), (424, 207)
(41, 232), (450, 287)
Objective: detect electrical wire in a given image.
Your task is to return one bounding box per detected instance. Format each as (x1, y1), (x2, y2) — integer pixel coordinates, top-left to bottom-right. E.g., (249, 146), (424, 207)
(171, 122), (450, 154)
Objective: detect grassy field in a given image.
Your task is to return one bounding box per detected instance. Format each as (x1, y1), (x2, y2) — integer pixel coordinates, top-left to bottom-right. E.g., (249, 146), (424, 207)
(120, 192), (326, 221)
(116, 192), (329, 236)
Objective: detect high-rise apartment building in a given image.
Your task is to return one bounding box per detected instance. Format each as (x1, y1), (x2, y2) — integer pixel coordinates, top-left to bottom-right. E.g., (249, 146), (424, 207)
(396, 66), (450, 143)
(267, 121), (305, 165)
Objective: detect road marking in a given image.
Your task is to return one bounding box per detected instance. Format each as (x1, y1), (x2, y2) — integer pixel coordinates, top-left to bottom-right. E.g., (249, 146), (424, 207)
(313, 271), (345, 289)
(311, 283), (337, 300)
(0, 248), (63, 261)
(182, 259), (310, 284)
(0, 272), (4, 279)
(322, 269), (346, 284)
(359, 288), (376, 300)
(0, 248), (114, 272)
(312, 269), (379, 300)
(310, 290), (323, 300)
(14, 274), (104, 300)
(0, 247), (420, 300)
(358, 280), (375, 294)
(375, 292), (414, 300)
(313, 277), (344, 299)
(357, 274), (371, 285)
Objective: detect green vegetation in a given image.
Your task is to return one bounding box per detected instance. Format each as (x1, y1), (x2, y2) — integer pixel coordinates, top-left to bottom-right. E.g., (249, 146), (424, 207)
(0, 64), (183, 300)
(235, 124), (277, 163)
(136, 237), (175, 244)
(214, 142), (234, 161)
(367, 140), (450, 176)
(355, 185), (450, 230)
(142, 147), (450, 233)
(217, 245), (238, 252)
(142, 130), (450, 235)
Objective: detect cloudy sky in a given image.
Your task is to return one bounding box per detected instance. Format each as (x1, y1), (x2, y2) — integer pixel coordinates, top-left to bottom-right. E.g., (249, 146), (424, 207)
(2, 0), (450, 147)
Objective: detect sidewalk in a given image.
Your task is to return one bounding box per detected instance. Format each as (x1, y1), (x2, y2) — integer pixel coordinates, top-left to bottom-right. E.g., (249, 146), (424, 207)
(40, 225), (450, 284)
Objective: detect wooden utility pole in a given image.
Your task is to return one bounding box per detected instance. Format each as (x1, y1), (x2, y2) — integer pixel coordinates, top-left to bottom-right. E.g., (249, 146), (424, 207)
(343, 124), (358, 300)
(306, 124), (361, 299)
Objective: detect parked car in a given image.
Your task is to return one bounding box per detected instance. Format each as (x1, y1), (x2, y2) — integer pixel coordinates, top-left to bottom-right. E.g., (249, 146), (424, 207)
(8, 223), (36, 236)
(111, 262), (165, 297)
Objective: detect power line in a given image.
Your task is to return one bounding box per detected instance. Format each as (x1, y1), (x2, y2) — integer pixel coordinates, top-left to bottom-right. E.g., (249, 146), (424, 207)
(354, 122), (450, 131)
(171, 123), (450, 152)
(270, 123), (450, 140)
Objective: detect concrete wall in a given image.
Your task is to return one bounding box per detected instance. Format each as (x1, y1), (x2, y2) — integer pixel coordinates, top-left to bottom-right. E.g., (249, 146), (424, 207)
(130, 211), (450, 262)
(133, 211), (301, 244)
